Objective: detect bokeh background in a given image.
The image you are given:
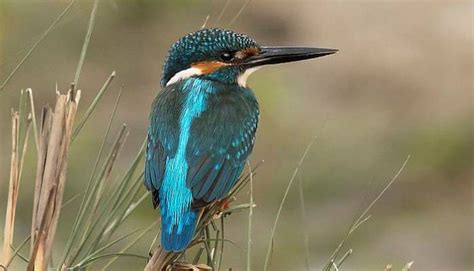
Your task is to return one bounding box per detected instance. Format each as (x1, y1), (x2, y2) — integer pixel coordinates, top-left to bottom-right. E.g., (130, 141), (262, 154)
(0, 0), (472, 270)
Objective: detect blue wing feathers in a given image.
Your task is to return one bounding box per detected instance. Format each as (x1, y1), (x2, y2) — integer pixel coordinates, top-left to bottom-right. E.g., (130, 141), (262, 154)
(194, 157), (225, 199)
(145, 79), (259, 252)
(144, 82), (184, 196)
(185, 85), (258, 202)
(161, 207), (197, 251)
(145, 139), (165, 191)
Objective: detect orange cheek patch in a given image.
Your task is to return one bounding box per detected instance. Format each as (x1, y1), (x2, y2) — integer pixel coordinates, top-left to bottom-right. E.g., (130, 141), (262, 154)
(192, 61), (228, 74)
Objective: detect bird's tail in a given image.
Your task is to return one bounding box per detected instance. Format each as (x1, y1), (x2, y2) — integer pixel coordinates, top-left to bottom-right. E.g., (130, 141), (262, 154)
(161, 207), (198, 252)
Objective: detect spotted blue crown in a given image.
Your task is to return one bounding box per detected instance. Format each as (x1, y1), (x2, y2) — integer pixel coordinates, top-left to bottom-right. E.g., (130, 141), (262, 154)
(161, 28), (259, 86)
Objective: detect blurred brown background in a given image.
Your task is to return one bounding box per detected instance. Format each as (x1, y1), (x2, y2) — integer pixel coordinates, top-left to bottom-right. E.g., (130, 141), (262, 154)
(0, 0), (472, 270)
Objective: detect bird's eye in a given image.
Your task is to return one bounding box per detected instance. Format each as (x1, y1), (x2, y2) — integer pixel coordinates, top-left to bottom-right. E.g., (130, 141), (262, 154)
(220, 51), (234, 62)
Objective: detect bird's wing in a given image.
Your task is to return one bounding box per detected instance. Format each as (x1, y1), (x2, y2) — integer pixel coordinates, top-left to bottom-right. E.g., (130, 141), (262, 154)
(145, 82), (259, 207)
(186, 89), (259, 203)
(144, 86), (182, 208)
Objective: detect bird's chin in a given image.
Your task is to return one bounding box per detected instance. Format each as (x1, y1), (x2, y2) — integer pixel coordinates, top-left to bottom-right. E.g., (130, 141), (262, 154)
(237, 67), (261, 87)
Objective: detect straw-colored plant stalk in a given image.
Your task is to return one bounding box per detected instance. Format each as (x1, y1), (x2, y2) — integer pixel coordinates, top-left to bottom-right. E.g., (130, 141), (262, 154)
(0, 80), (156, 271)
(1, 90), (32, 268)
(2, 112), (20, 266)
(28, 88), (81, 271)
(2, 111), (30, 265)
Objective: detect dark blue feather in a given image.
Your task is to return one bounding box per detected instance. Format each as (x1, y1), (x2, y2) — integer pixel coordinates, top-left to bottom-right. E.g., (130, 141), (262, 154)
(144, 82), (184, 208)
(185, 82), (258, 202)
(145, 77), (259, 252)
(161, 208), (197, 251)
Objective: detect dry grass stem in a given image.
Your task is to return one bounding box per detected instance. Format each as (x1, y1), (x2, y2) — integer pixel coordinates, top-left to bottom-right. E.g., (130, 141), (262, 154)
(264, 137), (318, 270)
(298, 172), (311, 271)
(0, 0), (78, 93)
(26, 88), (40, 153)
(324, 155), (411, 271)
(214, 0), (231, 25)
(2, 112), (20, 265)
(228, 0), (252, 26)
(73, 0), (100, 86)
(144, 246), (172, 271)
(246, 161), (254, 271)
(72, 71), (116, 140)
(1, 99), (32, 267)
(29, 88), (81, 270)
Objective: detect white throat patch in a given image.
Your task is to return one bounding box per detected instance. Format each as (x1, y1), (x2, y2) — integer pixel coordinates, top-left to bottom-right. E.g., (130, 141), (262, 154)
(237, 67), (260, 87)
(166, 66), (261, 87)
(166, 67), (202, 86)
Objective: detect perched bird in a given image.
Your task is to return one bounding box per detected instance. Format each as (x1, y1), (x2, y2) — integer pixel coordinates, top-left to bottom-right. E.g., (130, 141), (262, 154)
(145, 28), (336, 252)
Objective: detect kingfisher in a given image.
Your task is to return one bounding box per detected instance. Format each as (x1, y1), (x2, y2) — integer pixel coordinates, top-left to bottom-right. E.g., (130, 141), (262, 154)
(145, 28), (336, 252)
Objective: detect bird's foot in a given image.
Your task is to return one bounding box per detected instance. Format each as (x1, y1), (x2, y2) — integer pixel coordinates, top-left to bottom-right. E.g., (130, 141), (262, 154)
(212, 198), (231, 219)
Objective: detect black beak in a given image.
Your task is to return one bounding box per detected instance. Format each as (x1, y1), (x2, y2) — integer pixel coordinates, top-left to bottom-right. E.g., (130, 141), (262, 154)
(242, 46), (337, 68)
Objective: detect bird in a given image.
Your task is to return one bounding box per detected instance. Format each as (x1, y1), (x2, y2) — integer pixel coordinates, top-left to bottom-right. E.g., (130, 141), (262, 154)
(144, 28), (336, 252)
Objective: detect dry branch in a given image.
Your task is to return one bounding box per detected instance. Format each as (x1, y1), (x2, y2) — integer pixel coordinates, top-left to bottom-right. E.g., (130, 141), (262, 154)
(144, 246), (171, 271)
(29, 88), (81, 270)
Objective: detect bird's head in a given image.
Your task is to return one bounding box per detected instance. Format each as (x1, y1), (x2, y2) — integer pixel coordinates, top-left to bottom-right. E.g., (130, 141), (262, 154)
(161, 28), (337, 87)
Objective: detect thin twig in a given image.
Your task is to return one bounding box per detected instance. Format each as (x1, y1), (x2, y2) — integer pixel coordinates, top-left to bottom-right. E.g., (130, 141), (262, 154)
(246, 161), (254, 271)
(101, 221), (157, 270)
(263, 137), (318, 270)
(75, 228), (142, 267)
(201, 15), (211, 29)
(217, 216), (225, 270)
(298, 172), (311, 271)
(94, 170), (144, 252)
(91, 88), (125, 214)
(204, 226), (214, 268)
(5, 236), (31, 268)
(61, 88), (123, 266)
(62, 191), (85, 209)
(192, 247), (205, 265)
(2, 107), (31, 265)
(64, 126), (129, 266)
(74, 0), (100, 86)
(228, 0), (252, 26)
(26, 89), (39, 153)
(2, 112), (20, 265)
(80, 253), (147, 267)
(72, 71), (116, 140)
(0, 0), (78, 93)
(324, 155), (411, 270)
(215, 0), (231, 25)
(336, 249), (352, 268)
